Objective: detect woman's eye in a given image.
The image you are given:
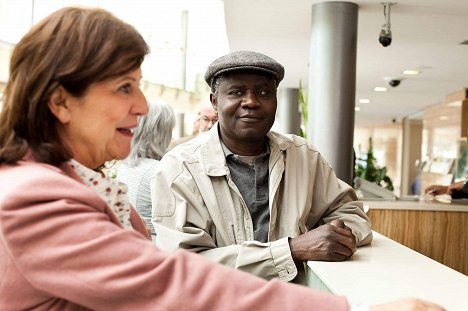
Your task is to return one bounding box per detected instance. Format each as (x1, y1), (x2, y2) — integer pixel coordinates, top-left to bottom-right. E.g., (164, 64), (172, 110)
(119, 83), (131, 93)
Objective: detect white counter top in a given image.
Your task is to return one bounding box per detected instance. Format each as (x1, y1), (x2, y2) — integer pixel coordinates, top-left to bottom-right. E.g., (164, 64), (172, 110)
(307, 232), (468, 311)
(363, 199), (468, 212)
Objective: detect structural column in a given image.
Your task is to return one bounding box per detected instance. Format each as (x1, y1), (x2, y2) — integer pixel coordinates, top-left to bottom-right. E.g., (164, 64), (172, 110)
(277, 87), (301, 135)
(400, 117), (423, 195)
(307, 1), (358, 185)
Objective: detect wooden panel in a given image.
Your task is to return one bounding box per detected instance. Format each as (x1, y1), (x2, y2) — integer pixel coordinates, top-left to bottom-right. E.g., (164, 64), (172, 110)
(445, 88), (467, 103)
(462, 100), (468, 138)
(423, 102), (461, 129)
(368, 209), (468, 275)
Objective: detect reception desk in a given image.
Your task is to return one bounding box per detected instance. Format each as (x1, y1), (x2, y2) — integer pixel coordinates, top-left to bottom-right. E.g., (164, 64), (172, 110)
(307, 232), (468, 310)
(365, 200), (468, 275)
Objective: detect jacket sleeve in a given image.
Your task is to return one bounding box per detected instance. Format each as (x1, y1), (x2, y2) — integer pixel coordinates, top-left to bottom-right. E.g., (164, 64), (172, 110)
(1, 169), (349, 311)
(151, 159), (298, 282)
(309, 155), (373, 246)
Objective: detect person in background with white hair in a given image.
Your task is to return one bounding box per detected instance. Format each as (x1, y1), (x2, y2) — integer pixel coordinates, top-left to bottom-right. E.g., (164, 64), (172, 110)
(117, 101), (175, 241)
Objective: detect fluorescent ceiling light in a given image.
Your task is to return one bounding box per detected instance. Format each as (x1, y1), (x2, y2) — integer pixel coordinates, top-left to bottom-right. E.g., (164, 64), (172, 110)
(446, 101), (462, 107)
(359, 98), (370, 104)
(355, 106), (361, 111)
(439, 116), (449, 121)
(374, 87), (387, 92)
(402, 69), (420, 75)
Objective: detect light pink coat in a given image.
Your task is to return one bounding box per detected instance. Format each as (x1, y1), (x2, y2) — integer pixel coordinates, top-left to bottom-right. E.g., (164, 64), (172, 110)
(0, 157), (349, 310)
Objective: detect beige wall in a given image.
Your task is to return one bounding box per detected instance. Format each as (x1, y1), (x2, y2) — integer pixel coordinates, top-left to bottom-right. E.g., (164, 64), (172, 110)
(354, 124), (402, 194)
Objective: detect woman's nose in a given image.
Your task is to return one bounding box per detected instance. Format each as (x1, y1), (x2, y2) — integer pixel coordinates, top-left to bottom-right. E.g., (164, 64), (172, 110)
(134, 89), (149, 116)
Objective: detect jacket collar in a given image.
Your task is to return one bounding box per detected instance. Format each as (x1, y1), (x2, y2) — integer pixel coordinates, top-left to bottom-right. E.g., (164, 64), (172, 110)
(200, 125), (291, 176)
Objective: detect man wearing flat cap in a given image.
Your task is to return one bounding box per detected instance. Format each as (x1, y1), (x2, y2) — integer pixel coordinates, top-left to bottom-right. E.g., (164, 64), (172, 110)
(152, 51), (372, 283)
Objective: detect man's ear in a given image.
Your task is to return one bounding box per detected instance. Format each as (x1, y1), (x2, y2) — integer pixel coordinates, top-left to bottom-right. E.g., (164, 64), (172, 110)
(48, 86), (71, 124)
(210, 93), (218, 114)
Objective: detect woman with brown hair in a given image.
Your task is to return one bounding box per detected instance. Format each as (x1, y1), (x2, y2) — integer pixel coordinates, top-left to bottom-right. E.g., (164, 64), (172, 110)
(0, 6), (444, 311)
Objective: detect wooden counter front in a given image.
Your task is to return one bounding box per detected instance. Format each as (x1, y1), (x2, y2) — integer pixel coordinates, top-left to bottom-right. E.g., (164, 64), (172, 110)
(365, 200), (468, 275)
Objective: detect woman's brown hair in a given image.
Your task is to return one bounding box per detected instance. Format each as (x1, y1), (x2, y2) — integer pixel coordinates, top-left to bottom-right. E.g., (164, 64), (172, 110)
(0, 7), (149, 165)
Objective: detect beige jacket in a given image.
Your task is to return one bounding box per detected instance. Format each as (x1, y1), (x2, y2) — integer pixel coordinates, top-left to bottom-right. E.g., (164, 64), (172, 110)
(152, 126), (372, 282)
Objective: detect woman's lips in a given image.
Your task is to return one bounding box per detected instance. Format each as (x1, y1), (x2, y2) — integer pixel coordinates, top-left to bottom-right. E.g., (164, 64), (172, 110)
(117, 128), (134, 137)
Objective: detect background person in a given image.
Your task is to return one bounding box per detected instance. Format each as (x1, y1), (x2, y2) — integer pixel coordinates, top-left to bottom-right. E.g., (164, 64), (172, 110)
(168, 102), (217, 149)
(198, 102), (218, 132)
(152, 51), (372, 285)
(425, 180), (468, 198)
(0, 7), (445, 311)
(117, 101), (175, 241)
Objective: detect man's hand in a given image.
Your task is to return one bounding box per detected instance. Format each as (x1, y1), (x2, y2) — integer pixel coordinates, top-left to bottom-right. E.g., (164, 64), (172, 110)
(288, 219), (357, 262)
(370, 298), (445, 311)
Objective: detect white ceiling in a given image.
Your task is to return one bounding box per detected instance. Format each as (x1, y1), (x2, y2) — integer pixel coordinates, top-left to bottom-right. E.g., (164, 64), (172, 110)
(223, 0), (468, 126)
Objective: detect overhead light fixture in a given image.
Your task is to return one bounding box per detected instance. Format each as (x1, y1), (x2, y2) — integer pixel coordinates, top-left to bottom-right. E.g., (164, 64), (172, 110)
(359, 99), (370, 104)
(402, 69), (420, 75)
(447, 101), (462, 107)
(379, 2), (396, 47)
(439, 116), (449, 121)
(374, 87), (388, 92)
(355, 106), (361, 112)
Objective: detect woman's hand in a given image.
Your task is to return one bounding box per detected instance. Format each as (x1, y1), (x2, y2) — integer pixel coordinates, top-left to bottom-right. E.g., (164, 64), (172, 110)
(370, 298), (445, 311)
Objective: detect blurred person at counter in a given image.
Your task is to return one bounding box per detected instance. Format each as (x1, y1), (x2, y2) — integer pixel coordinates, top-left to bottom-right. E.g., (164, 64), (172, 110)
(0, 6), (445, 311)
(425, 180), (468, 199)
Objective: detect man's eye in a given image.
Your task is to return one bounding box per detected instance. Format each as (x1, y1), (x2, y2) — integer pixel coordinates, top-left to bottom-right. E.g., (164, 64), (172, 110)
(258, 90), (267, 95)
(229, 90), (243, 95)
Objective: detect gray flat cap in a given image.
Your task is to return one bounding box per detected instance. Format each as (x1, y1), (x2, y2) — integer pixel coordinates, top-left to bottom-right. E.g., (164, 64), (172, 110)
(204, 51), (285, 87)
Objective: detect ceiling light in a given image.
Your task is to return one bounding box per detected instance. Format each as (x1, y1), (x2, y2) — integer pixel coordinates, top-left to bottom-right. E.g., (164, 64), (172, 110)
(374, 87), (388, 92)
(447, 101), (462, 107)
(402, 69), (420, 75)
(359, 99), (370, 104)
(355, 106), (361, 112)
(439, 116), (449, 121)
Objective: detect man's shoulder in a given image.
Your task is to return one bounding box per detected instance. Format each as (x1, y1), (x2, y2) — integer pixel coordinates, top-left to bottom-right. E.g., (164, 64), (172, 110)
(267, 131), (320, 153)
(160, 133), (214, 168)
(267, 131), (334, 170)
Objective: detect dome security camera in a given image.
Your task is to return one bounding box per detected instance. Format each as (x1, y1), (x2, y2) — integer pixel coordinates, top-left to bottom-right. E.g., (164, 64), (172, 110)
(379, 3), (395, 47)
(388, 79), (401, 87)
(379, 28), (392, 47)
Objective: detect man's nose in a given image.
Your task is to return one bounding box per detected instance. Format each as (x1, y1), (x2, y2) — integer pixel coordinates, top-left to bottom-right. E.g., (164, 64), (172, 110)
(241, 90), (259, 108)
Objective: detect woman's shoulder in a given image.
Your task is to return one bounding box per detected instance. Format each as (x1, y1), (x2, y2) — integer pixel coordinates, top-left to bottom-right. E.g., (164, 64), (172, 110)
(0, 160), (65, 183)
(0, 160), (88, 200)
